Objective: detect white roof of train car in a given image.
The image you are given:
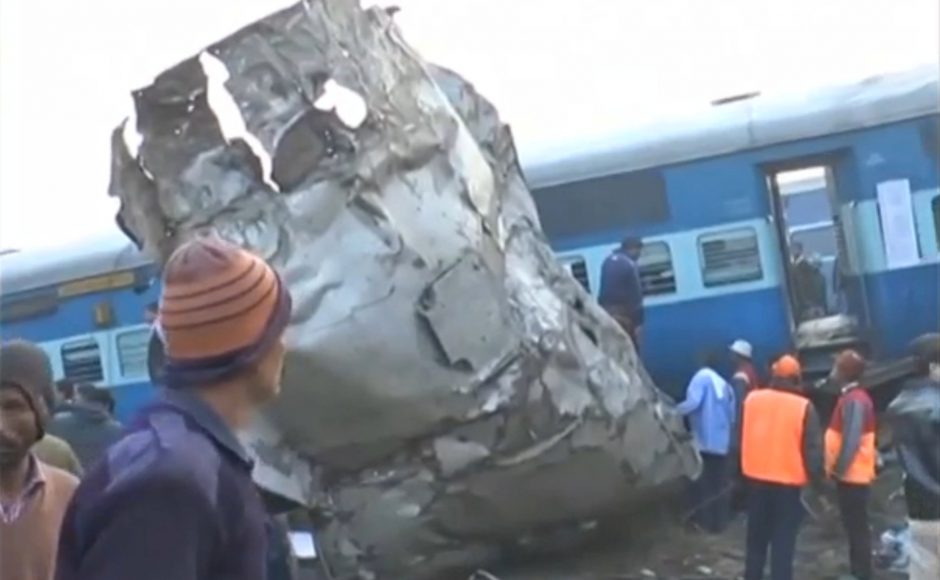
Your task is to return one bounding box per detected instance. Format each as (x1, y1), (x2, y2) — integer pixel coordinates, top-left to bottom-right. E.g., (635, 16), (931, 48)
(522, 65), (940, 188)
(0, 231), (152, 297)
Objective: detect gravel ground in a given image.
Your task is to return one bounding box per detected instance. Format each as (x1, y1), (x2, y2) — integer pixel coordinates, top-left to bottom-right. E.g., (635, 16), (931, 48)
(483, 467), (908, 580)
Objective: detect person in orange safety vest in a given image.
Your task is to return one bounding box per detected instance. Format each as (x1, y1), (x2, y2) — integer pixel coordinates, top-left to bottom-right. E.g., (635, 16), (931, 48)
(825, 349), (876, 580)
(741, 355), (825, 580)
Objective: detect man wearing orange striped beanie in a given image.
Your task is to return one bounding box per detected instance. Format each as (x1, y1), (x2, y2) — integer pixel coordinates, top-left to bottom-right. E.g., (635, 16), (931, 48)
(56, 236), (292, 580)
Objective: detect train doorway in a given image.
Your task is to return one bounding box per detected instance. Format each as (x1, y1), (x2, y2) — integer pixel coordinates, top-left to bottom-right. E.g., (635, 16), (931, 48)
(767, 163), (867, 377)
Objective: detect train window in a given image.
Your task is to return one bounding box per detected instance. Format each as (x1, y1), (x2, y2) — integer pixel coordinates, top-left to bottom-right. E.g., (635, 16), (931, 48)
(116, 328), (151, 378)
(61, 338), (103, 383)
(560, 256), (591, 292)
(532, 169), (670, 243)
(638, 241), (676, 296)
(698, 227), (763, 287)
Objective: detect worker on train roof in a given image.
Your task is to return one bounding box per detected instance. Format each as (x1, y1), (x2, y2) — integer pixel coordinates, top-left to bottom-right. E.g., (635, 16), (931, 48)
(740, 354), (824, 580)
(598, 236), (645, 348)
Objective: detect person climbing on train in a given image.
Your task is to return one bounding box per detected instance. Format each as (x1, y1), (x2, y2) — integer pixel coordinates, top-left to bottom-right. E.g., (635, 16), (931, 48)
(825, 350), (876, 580)
(1, 340), (79, 580)
(56, 236), (293, 580)
(886, 334), (940, 580)
(677, 351), (736, 533)
(741, 355), (825, 580)
(598, 236), (645, 348)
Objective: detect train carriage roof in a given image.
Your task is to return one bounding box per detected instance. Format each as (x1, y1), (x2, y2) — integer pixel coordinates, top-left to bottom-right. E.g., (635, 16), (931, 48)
(2, 67), (937, 297)
(0, 231), (151, 297)
(523, 65), (940, 188)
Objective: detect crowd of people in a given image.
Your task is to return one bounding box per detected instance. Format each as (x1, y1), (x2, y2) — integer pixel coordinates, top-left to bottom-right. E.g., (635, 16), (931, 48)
(1, 236), (938, 580)
(1, 237), (293, 580)
(598, 237), (939, 580)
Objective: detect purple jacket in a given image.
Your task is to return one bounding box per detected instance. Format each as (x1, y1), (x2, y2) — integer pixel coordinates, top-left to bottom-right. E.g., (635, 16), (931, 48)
(56, 390), (269, 580)
(598, 250), (645, 325)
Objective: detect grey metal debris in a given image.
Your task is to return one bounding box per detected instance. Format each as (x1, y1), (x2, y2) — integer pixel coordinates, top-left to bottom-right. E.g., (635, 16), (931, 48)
(108, 1), (699, 577)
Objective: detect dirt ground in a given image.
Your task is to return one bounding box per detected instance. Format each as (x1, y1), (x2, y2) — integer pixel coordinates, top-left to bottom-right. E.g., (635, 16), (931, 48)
(487, 467), (908, 580)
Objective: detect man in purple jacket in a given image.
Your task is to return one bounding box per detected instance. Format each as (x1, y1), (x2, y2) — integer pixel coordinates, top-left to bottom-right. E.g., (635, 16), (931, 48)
(598, 237), (645, 347)
(56, 237), (292, 580)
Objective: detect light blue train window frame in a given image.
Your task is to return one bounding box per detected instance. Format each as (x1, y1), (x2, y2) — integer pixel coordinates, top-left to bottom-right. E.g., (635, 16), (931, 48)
(115, 328), (151, 380)
(638, 241), (677, 296)
(697, 227), (764, 288)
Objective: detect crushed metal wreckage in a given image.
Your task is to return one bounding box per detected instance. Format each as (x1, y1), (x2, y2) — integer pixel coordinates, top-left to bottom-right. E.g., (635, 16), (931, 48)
(109, 0), (699, 577)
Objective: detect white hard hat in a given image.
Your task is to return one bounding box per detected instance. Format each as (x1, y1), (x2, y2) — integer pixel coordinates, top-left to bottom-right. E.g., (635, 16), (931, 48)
(730, 340), (753, 359)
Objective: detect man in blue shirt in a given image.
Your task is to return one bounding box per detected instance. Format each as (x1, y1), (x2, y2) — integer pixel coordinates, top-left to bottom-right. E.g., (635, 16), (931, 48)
(598, 237), (645, 347)
(677, 351), (737, 533)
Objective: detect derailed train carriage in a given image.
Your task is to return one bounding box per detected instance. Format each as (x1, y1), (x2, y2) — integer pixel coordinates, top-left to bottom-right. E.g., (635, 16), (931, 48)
(529, 65), (939, 396)
(2, 66), (936, 416)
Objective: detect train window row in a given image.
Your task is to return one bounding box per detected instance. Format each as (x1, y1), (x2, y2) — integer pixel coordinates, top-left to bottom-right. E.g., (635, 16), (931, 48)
(55, 327), (152, 385)
(564, 226), (763, 297)
(639, 227), (763, 295)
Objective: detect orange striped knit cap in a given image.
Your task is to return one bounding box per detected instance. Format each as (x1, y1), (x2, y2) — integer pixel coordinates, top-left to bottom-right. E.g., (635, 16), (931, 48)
(159, 236), (283, 361)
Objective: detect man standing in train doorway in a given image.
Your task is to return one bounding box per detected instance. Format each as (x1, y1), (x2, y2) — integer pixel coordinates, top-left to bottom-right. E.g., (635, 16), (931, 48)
(598, 237), (645, 349)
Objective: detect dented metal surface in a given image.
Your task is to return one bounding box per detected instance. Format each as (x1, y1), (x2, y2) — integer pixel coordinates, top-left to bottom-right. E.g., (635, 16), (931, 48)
(109, 1), (699, 576)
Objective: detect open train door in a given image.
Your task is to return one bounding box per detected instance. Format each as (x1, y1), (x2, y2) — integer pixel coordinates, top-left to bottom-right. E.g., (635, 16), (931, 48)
(765, 158), (872, 380)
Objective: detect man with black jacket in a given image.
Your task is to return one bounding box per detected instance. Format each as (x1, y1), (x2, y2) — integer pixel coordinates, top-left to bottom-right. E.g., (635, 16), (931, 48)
(887, 334), (940, 580)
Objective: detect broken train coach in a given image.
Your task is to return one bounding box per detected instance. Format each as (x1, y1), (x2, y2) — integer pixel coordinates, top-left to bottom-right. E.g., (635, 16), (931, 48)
(0, 67), (937, 417)
(524, 65), (940, 398)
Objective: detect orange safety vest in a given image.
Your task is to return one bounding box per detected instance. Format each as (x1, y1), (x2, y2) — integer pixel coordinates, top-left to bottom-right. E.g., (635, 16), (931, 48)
(825, 386), (877, 484)
(741, 388), (810, 486)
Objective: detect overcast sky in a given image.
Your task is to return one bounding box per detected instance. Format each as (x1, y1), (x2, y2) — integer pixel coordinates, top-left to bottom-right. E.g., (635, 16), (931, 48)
(1, 0), (937, 250)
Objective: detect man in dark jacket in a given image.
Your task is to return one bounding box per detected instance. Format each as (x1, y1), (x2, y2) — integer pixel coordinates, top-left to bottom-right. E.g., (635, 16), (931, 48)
(56, 237), (293, 580)
(887, 334), (940, 580)
(47, 384), (123, 470)
(598, 237), (645, 347)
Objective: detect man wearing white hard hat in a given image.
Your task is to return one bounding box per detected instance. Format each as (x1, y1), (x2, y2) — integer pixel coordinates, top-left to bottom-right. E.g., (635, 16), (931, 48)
(730, 340), (760, 393)
(729, 339), (760, 513)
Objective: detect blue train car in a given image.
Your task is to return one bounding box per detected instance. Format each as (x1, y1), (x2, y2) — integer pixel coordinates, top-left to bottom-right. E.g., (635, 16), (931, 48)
(1, 68), (936, 408)
(525, 66), (939, 397)
(0, 234), (159, 422)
